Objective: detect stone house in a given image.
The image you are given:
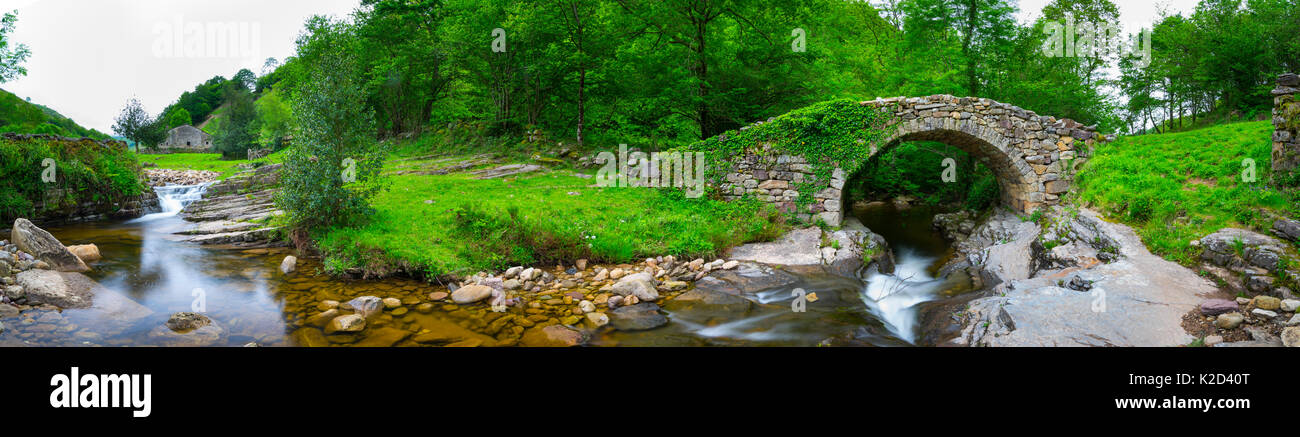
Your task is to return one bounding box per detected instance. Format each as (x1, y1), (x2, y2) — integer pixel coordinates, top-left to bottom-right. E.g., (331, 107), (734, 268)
(159, 125), (212, 151)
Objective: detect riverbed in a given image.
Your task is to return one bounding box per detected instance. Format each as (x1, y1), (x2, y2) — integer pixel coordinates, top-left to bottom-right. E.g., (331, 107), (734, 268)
(4, 188), (975, 347)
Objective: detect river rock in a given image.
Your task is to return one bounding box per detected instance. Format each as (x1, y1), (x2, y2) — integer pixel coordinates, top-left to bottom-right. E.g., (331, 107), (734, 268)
(1215, 312), (1245, 329)
(610, 272), (659, 302)
(1199, 299), (1239, 316)
(451, 284), (493, 304)
(291, 328), (329, 347)
(1283, 327), (1300, 347)
(1281, 299), (1300, 312)
(164, 312), (212, 332)
(347, 296), (385, 319)
(10, 218), (89, 273)
(1251, 308), (1278, 318)
(306, 309), (339, 328)
(66, 244), (101, 263)
(382, 297), (401, 309)
(353, 327), (411, 347)
(279, 256), (297, 274)
(1253, 295), (1281, 311)
(664, 286), (753, 315)
(148, 317), (225, 346)
(520, 324), (586, 347)
(608, 302), (668, 331)
(15, 269), (94, 308)
(325, 314), (366, 334)
(586, 312), (609, 327)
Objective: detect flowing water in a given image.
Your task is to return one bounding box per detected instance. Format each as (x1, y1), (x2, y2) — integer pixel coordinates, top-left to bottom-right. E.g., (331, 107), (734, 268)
(854, 202), (970, 343)
(5, 185), (971, 347)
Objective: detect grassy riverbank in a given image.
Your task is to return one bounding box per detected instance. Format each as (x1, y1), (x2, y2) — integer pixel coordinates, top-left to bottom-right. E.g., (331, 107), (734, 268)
(311, 152), (786, 278)
(1075, 120), (1300, 264)
(136, 151), (286, 179)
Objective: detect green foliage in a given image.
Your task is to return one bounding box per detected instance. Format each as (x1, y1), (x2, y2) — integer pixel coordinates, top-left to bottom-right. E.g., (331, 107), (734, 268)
(277, 16), (388, 232)
(1121, 0), (1299, 134)
(0, 10), (30, 83)
(0, 137), (146, 222)
(165, 107), (191, 130)
(213, 82), (258, 158)
(689, 99), (895, 212)
(849, 141), (1001, 210)
(112, 97), (164, 151)
(314, 154), (786, 276)
(253, 90), (292, 150)
(1076, 120), (1299, 265)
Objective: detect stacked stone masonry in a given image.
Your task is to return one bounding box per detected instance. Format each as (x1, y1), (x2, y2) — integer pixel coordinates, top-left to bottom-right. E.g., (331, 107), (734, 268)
(1273, 73), (1300, 174)
(719, 95), (1107, 226)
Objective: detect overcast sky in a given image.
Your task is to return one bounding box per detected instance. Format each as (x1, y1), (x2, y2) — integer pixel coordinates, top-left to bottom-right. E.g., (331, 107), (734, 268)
(2, 0), (1202, 135)
(2, 0), (360, 133)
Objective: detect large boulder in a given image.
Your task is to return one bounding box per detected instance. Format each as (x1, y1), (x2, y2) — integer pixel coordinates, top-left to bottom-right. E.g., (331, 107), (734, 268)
(15, 269), (94, 308)
(725, 218), (893, 275)
(10, 219), (89, 272)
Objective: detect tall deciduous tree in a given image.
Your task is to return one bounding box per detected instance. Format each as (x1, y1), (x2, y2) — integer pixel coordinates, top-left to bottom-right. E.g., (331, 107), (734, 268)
(0, 10), (30, 83)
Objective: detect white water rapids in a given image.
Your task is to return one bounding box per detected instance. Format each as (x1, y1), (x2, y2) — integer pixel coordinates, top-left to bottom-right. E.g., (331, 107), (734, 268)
(128, 183), (211, 223)
(860, 247), (947, 343)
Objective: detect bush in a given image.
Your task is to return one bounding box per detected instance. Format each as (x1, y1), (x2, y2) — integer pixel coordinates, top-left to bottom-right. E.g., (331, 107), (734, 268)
(0, 138), (146, 222)
(276, 16), (388, 232)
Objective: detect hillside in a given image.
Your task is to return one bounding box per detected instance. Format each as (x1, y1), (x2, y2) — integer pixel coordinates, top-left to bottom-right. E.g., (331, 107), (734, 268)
(1075, 120), (1298, 264)
(0, 88), (109, 139)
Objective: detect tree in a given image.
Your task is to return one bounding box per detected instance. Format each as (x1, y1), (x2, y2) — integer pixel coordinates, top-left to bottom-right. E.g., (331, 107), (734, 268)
(213, 81), (258, 158)
(166, 107), (192, 129)
(112, 98), (156, 150)
(0, 10), (30, 83)
(254, 90), (292, 149)
(277, 16), (387, 232)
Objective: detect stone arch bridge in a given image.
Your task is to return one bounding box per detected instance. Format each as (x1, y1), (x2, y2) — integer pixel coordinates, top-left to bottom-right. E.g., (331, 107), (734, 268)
(718, 95), (1107, 227)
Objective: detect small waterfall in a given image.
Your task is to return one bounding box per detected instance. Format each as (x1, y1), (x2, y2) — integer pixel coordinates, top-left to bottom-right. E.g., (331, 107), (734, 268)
(860, 247), (946, 343)
(130, 183), (211, 223)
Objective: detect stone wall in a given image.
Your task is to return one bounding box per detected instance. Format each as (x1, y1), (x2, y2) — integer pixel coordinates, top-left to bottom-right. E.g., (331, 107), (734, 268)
(1273, 73), (1300, 175)
(718, 95), (1107, 226)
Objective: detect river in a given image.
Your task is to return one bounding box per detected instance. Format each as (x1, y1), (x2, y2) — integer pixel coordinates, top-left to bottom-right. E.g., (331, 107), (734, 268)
(7, 187), (971, 347)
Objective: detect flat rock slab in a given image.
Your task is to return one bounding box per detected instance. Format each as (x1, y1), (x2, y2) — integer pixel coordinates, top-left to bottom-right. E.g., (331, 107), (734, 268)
(959, 209), (1214, 347)
(472, 164), (542, 179)
(726, 227), (825, 265)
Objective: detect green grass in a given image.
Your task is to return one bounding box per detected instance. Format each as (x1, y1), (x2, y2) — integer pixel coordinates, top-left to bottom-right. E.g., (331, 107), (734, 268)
(137, 151), (285, 179)
(1076, 120), (1299, 264)
(312, 154), (787, 278)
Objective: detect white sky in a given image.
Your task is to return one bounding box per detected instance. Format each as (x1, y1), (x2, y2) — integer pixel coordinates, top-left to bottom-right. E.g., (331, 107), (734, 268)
(1, 0), (360, 133)
(1, 0), (1203, 134)
(1016, 0), (1202, 33)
